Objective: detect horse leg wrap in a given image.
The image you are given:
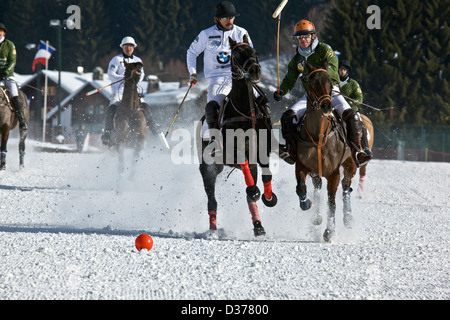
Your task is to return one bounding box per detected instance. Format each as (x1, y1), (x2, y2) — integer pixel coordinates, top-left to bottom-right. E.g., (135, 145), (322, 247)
(240, 161), (255, 187)
(263, 181), (273, 201)
(208, 210), (217, 231)
(248, 202), (261, 224)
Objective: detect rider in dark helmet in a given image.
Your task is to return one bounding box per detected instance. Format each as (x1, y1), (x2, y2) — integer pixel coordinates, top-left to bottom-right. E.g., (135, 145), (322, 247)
(339, 59), (372, 161)
(187, 1), (251, 151)
(0, 23), (28, 131)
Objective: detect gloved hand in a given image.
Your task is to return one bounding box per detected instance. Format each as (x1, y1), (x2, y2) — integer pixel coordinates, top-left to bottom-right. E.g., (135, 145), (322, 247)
(0, 72), (7, 80)
(273, 89), (283, 101)
(189, 73), (198, 85)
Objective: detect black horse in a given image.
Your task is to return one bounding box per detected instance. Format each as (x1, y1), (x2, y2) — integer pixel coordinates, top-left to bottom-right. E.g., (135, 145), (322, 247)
(197, 36), (277, 237)
(0, 86), (28, 171)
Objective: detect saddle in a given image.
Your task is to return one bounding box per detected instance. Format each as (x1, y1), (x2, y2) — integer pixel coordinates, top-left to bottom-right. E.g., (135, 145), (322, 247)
(0, 85), (14, 111)
(218, 84), (271, 129)
(296, 110), (347, 146)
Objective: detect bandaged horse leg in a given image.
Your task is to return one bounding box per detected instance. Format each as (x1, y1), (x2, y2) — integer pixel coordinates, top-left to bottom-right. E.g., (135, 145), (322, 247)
(261, 173), (278, 207)
(240, 160), (265, 236)
(208, 210), (217, 231)
(240, 160), (260, 202)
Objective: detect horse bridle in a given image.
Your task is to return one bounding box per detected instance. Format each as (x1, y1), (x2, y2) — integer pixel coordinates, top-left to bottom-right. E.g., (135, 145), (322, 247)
(231, 43), (260, 81)
(305, 68), (332, 110)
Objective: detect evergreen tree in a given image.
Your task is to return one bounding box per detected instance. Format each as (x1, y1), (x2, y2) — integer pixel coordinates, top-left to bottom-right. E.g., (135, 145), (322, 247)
(323, 0), (449, 125)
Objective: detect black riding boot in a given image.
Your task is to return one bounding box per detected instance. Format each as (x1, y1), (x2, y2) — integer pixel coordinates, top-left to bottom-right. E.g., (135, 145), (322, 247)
(279, 109), (296, 164)
(12, 96), (28, 131)
(342, 109), (373, 167)
(101, 104), (118, 145)
(204, 101), (221, 155)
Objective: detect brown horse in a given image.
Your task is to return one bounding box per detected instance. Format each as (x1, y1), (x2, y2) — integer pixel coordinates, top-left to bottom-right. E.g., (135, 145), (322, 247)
(295, 69), (357, 242)
(197, 36), (277, 237)
(111, 61), (147, 176)
(0, 86), (29, 171)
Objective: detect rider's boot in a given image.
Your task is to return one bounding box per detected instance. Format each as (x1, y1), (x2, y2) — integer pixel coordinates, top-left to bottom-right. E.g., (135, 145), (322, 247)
(101, 104), (117, 145)
(11, 96), (28, 131)
(204, 101), (222, 154)
(342, 109), (373, 167)
(279, 109), (297, 164)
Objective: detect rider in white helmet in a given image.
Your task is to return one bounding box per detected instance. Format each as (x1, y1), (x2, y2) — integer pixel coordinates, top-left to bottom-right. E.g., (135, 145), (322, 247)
(101, 36), (154, 145)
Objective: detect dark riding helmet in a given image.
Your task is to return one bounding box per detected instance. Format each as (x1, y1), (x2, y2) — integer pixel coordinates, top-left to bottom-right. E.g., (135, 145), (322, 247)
(216, 1), (240, 18)
(0, 23), (7, 33)
(339, 59), (352, 71)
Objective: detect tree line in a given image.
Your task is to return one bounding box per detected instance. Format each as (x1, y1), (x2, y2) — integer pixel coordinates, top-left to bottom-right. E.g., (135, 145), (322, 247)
(1, 0), (448, 126)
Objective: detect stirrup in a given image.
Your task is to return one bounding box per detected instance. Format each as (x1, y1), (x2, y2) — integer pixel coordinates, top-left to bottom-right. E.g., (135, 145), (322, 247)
(208, 139), (223, 157)
(278, 144), (295, 165)
(101, 131), (111, 145)
(355, 149), (373, 168)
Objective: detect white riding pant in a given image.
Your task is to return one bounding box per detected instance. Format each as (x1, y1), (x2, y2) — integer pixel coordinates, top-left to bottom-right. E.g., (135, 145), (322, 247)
(202, 76), (259, 137)
(2, 77), (19, 97)
(289, 85), (352, 124)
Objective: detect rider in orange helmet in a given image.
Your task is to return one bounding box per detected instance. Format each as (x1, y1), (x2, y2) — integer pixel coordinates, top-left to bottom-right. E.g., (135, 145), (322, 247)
(274, 19), (373, 167)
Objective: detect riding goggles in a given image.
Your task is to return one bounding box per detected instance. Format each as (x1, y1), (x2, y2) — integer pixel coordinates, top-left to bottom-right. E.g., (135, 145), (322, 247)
(293, 34), (312, 40)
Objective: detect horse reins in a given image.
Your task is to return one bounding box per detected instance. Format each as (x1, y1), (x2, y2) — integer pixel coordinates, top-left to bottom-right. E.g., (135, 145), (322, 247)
(231, 43), (260, 81)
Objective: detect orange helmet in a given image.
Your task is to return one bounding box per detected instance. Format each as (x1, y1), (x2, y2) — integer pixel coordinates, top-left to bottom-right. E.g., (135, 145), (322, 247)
(292, 19), (316, 36)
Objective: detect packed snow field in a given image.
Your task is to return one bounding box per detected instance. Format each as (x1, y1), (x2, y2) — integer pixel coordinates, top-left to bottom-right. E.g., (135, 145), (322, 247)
(0, 137), (448, 301)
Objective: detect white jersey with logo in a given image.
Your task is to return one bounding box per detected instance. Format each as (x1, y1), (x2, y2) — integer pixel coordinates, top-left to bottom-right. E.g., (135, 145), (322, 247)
(186, 24), (253, 81)
(108, 53), (144, 104)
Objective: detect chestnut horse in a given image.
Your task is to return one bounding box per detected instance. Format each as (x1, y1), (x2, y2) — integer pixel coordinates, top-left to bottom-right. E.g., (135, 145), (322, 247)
(0, 86), (28, 171)
(197, 36), (277, 237)
(111, 61), (147, 177)
(295, 68), (357, 242)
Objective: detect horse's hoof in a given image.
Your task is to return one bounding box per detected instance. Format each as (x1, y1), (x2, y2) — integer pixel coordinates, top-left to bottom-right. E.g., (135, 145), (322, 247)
(312, 214), (322, 225)
(246, 185), (261, 202)
(300, 198), (312, 211)
(253, 221), (266, 237)
(323, 228), (335, 242)
(343, 214), (354, 229)
(262, 192), (277, 207)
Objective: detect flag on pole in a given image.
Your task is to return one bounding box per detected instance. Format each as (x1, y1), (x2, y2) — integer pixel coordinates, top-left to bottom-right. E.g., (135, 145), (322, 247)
(32, 40), (56, 72)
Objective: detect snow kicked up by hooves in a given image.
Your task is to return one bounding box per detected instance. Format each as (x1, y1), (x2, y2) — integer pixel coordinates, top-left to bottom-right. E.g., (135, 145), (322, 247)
(0, 138), (449, 300)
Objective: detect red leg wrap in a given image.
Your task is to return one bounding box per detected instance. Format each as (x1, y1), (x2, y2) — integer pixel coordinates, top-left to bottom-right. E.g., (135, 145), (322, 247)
(248, 202), (260, 224)
(208, 210), (217, 230)
(240, 160), (255, 187)
(263, 181), (273, 200)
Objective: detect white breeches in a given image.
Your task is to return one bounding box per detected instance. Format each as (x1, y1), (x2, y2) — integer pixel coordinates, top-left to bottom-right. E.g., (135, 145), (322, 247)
(290, 85), (352, 123)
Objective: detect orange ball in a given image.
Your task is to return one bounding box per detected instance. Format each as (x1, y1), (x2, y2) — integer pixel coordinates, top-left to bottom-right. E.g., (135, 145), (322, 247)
(135, 234), (153, 251)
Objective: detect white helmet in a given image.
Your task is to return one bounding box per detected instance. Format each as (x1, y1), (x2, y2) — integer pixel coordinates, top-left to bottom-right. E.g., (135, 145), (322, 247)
(120, 36), (137, 48)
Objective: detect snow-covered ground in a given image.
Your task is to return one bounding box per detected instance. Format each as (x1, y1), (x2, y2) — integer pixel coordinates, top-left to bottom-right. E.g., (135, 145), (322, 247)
(0, 137), (448, 301)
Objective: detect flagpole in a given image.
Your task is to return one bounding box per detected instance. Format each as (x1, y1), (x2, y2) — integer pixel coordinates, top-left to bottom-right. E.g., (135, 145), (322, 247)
(42, 41), (49, 142)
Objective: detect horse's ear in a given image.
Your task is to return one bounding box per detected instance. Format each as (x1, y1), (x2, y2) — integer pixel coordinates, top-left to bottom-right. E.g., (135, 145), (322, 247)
(243, 34), (249, 44)
(229, 36), (237, 49)
(124, 60), (129, 67)
(323, 61), (329, 70)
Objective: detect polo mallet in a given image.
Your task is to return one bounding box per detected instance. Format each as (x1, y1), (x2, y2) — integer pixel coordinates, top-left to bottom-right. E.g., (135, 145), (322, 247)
(159, 81), (195, 149)
(85, 78), (125, 96)
(272, 0), (288, 93)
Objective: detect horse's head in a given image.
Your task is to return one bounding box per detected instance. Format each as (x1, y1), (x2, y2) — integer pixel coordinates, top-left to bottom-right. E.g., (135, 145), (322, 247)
(229, 35), (260, 84)
(124, 61), (144, 83)
(305, 68), (332, 116)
